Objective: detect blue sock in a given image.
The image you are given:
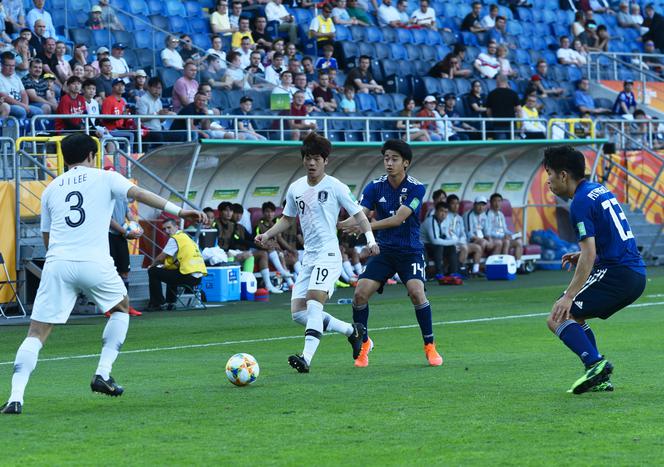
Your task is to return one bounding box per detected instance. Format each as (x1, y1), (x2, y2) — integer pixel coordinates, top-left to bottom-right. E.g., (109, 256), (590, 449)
(556, 320), (602, 367)
(414, 301), (434, 345)
(352, 302), (369, 343)
(581, 323), (599, 353)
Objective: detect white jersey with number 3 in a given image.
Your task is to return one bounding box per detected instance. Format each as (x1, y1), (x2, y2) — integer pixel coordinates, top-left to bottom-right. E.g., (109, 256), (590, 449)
(41, 166), (134, 263)
(283, 174), (361, 261)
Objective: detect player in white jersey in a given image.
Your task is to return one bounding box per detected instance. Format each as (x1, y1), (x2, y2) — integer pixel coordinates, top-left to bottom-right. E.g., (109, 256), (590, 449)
(1, 133), (205, 415)
(255, 133), (379, 373)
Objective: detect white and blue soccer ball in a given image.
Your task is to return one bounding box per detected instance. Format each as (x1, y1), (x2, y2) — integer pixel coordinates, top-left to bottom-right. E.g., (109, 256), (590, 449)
(123, 221), (143, 236)
(225, 353), (260, 386)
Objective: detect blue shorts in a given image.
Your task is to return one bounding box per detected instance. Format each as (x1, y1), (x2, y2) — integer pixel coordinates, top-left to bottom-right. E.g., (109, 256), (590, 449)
(360, 249), (426, 293)
(569, 266), (646, 320)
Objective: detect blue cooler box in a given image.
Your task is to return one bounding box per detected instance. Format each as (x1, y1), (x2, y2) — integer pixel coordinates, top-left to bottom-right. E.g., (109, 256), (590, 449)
(485, 255), (517, 281)
(201, 266), (241, 302)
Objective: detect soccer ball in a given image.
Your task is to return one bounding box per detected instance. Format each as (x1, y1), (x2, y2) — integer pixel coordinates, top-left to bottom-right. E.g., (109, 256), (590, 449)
(123, 221), (143, 236)
(225, 353), (260, 386)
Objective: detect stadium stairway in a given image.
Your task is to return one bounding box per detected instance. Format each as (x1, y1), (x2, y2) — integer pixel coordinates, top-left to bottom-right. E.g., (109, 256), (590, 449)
(128, 254), (150, 309)
(621, 204), (664, 265)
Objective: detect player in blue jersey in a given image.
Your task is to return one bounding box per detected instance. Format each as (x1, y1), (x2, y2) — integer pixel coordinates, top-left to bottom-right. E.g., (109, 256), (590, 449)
(339, 139), (443, 367)
(543, 145), (646, 394)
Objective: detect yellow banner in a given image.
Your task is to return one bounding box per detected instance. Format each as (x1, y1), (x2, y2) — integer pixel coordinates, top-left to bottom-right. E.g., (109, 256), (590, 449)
(0, 182), (17, 303)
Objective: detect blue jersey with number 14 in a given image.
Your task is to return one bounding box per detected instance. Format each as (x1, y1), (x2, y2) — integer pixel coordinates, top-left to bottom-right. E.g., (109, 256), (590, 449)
(570, 180), (645, 274)
(360, 174), (425, 253)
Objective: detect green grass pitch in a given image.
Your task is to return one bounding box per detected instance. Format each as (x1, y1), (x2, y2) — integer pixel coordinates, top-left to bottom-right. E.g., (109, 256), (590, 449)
(1, 269), (663, 465)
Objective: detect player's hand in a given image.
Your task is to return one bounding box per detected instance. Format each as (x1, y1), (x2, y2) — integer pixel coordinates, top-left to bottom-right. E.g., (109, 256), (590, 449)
(367, 242), (380, 256)
(255, 233), (273, 249)
(125, 230), (142, 239)
(180, 209), (207, 225)
(561, 252), (581, 271)
(550, 295), (573, 323)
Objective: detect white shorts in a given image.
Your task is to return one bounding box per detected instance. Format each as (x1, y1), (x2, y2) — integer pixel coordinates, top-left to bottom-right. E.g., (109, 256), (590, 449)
(31, 260), (127, 324)
(291, 258), (342, 301)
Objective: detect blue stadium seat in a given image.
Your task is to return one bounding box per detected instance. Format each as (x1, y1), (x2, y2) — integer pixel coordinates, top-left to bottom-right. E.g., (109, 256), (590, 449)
(169, 16), (191, 34)
(423, 76), (441, 95)
(158, 67), (181, 91)
(374, 42), (391, 59)
(134, 48), (155, 70)
(508, 21), (523, 35)
(566, 65), (583, 82)
(556, 9), (572, 25)
(113, 30), (136, 49)
(246, 90), (271, 111)
(134, 30), (154, 49)
(340, 41), (359, 62)
(528, 49), (540, 65)
(390, 93), (407, 111)
(335, 24), (351, 41)
(381, 27), (396, 43)
(454, 78), (471, 96)
(131, 16), (150, 31)
(150, 14), (169, 31)
(226, 90), (243, 109)
(435, 44), (451, 61)
(128, 0), (149, 16)
(365, 26), (383, 43)
(164, 0), (186, 16)
(389, 43), (407, 60)
(518, 35), (533, 50)
(69, 28), (93, 48)
(326, 131), (345, 142)
(413, 61), (430, 78)
(396, 28), (413, 44)
(123, 49), (138, 69)
(292, 8), (313, 26)
(375, 93), (395, 112)
(370, 59), (384, 83)
(542, 9), (556, 24)
(192, 33), (211, 49)
(381, 58), (400, 78)
(420, 44), (437, 62)
(405, 44), (421, 61)
(518, 64), (532, 77)
(515, 48), (531, 65)
(443, 3), (458, 18)
(67, 9), (88, 28)
(359, 42), (375, 58)
(425, 29), (442, 46)
(185, 0), (203, 17)
(385, 75), (412, 94)
(460, 32), (478, 46)
(411, 28), (427, 45)
(190, 17), (209, 34)
(517, 7), (533, 22)
(532, 8), (543, 23)
(485, 78), (497, 93)
(440, 78), (456, 95)
(350, 25), (366, 42)
(146, 0), (162, 15)
(356, 93), (378, 112)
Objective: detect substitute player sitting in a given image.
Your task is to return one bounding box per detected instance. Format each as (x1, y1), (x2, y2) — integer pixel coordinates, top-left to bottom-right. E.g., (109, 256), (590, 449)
(543, 145), (646, 395)
(1, 133), (205, 415)
(255, 132), (379, 373)
(340, 139), (444, 368)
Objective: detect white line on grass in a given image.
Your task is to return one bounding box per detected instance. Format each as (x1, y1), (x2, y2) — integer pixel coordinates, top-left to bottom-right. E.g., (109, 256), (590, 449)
(646, 294), (664, 298)
(1, 302), (662, 367)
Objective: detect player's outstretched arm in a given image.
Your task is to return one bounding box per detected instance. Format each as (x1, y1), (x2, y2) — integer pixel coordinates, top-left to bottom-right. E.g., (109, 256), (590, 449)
(127, 186), (208, 225)
(255, 215), (295, 249)
(551, 237), (596, 322)
(351, 210), (380, 256)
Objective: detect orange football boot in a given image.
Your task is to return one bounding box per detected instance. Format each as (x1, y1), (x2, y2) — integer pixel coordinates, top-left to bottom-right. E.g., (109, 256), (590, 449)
(354, 337), (374, 367)
(424, 342), (443, 366)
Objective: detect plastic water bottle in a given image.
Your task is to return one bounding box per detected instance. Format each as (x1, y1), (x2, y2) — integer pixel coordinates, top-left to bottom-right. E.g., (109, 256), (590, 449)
(337, 298), (353, 305)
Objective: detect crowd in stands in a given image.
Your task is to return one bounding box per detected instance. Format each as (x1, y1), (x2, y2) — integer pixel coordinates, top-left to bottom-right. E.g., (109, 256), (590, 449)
(0, 0), (663, 143)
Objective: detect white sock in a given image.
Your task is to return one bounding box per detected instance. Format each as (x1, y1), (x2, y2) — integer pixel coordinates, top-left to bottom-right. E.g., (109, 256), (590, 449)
(268, 251), (291, 277)
(8, 336), (43, 404)
(292, 310), (307, 326)
(286, 277), (294, 287)
(339, 266), (351, 282)
(342, 261), (355, 280)
(472, 263), (480, 273)
(302, 300), (324, 365)
(353, 262), (363, 275)
(323, 312), (353, 336)
(95, 312), (129, 380)
(260, 268), (278, 291)
(294, 261), (302, 274)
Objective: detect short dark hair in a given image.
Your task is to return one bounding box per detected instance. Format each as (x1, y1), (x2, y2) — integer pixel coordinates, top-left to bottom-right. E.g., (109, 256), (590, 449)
(99, 57), (111, 65)
(1, 51), (15, 64)
(66, 76), (82, 85)
(227, 51), (239, 62)
(359, 55), (371, 62)
(262, 201), (276, 211)
(217, 201), (233, 211)
(61, 133), (97, 166)
(302, 56), (313, 64)
(542, 145), (586, 181)
(203, 207), (215, 214)
(82, 79), (96, 88)
(446, 194), (459, 203)
(435, 201), (449, 211)
(147, 76), (163, 87)
(301, 132), (332, 159)
(231, 203), (244, 214)
(490, 193), (503, 202)
(381, 139), (413, 163)
(432, 189), (446, 201)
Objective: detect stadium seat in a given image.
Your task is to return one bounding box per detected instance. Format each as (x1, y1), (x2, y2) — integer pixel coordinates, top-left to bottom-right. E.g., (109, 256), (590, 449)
(541, 50), (557, 65)
(185, 0), (203, 17)
(425, 29), (442, 46)
(365, 26), (383, 43)
(389, 43), (407, 60)
(375, 93), (395, 112)
(454, 78), (471, 95)
(594, 97), (613, 110)
(292, 8), (313, 26)
(134, 30), (155, 49)
(420, 44), (437, 63)
(356, 93), (378, 112)
(440, 78), (456, 95)
(508, 21), (523, 35)
(158, 67), (181, 90)
(566, 66), (583, 83)
(131, 16), (151, 31)
(440, 30), (457, 45)
(359, 42), (375, 58)
(246, 90), (270, 111)
(113, 30), (136, 49)
(150, 14), (169, 31)
(335, 24), (351, 41)
(515, 49), (531, 65)
(350, 25), (366, 42)
(423, 76), (441, 95)
(413, 61), (430, 78)
(340, 41), (359, 63)
(517, 7), (533, 22)
(542, 9), (556, 24)
(92, 29), (113, 48)
(374, 42), (391, 60)
(411, 75), (427, 100)
(381, 27), (396, 43)
(189, 17), (210, 34)
(410, 28), (427, 45)
(169, 16), (191, 35)
(192, 33), (211, 49)
(396, 28), (413, 44)
(70, 0), (91, 11)
(66, 9), (88, 28)
(369, 59), (384, 84)
(390, 93), (407, 111)
(460, 32), (478, 46)
(165, 0), (187, 17)
(518, 35), (533, 51)
(69, 28), (93, 48)
(146, 0), (162, 15)
(128, 0), (149, 15)
(405, 44), (421, 61)
(435, 44), (451, 61)
(134, 48), (155, 70)
(123, 49), (138, 69)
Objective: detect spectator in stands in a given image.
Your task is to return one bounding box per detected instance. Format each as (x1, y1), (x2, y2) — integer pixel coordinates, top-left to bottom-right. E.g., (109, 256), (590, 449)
(486, 74), (521, 139)
(137, 77), (183, 146)
(488, 16), (508, 46)
(466, 80), (487, 133)
(417, 95), (442, 141)
(465, 196), (494, 256)
(582, 22), (600, 49)
(81, 79), (106, 137)
(37, 37), (58, 82)
(643, 4), (664, 51)
(125, 69), (147, 104)
(265, 0), (298, 46)
(72, 63), (85, 81)
(199, 55), (228, 91)
(171, 91), (212, 140)
(429, 50), (470, 79)
(411, 0), (437, 30)
(264, 52), (284, 86)
(98, 0), (124, 30)
(252, 16), (273, 53)
(587, 24), (610, 52)
(268, 38), (286, 64)
(232, 17), (255, 50)
(313, 72), (337, 111)
(147, 218), (206, 311)
(234, 96), (266, 140)
(641, 40), (663, 73)
(0, 8), (13, 45)
(69, 43), (89, 69)
(557, 36), (584, 67)
(314, 44), (338, 70)
(11, 37), (30, 78)
(481, 4), (499, 29)
(28, 21), (46, 56)
(172, 62), (199, 112)
(245, 51), (266, 85)
(225, 50), (250, 89)
(339, 85), (356, 113)
(461, 1), (487, 33)
(442, 93), (474, 139)
(586, 0), (612, 14)
(84, 63), (97, 80)
(52, 41), (72, 83)
(572, 38), (589, 66)
(309, 3), (336, 50)
(293, 72), (314, 101)
(0, 51), (42, 119)
(288, 90), (316, 140)
(446, 194), (483, 276)
(26, 0), (55, 38)
(101, 78), (135, 147)
(347, 0), (372, 25)
(497, 45), (517, 78)
(327, 68), (340, 91)
(4, 0), (26, 36)
(86, 5), (104, 30)
(210, 1), (234, 35)
(422, 202), (458, 278)
(284, 42), (300, 65)
(397, 96), (430, 141)
(229, 2), (243, 30)
(571, 11), (585, 39)
(345, 55), (384, 94)
(333, 0), (368, 26)
(91, 46), (109, 73)
(206, 36), (227, 65)
(287, 57), (302, 76)
(22, 58), (56, 114)
(474, 41), (500, 79)
(196, 83), (220, 116)
(396, 0), (409, 24)
(301, 56), (316, 83)
(574, 78), (610, 116)
(432, 100), (456, 140)
(94, 57), (114, 99)
(531, 60), (564, 97)
(612, 79), (637, 117)
(162, 36), (184, 71)
(617, 1), (638, 29)
(487, 193), (523, 266)
(55, 76), (86, 133)
(378, 0), (401, 27)
(519, 94), (546, 139)
(236, 36), (253, 69)
(179, 35), (203, 65)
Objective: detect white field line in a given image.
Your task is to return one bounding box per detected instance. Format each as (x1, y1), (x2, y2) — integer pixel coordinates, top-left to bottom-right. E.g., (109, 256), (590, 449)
(1, 302), (663, 367)
(646, 294), (664, 298)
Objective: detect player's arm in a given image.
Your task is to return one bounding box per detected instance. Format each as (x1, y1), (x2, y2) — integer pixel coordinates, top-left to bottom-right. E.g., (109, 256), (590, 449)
(149, 251), (169, 268)
(551, 236), (596, 322)
(110, 218), (125, 235)
(255, 215), (295, 248)
(369, 205), (413, 230)
(127, 186), (206, 225)
(351, 209), (380, 255)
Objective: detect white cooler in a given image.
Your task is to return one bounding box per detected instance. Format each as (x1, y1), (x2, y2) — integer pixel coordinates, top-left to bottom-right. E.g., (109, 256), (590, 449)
(485, 255), (517, 281)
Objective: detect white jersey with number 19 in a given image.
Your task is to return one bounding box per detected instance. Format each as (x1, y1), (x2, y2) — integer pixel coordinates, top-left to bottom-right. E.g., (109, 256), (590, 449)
(40, 166), (134, 263)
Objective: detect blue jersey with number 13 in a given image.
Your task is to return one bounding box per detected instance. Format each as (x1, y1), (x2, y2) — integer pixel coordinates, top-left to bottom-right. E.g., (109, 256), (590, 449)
(570, 180), (645, 274)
